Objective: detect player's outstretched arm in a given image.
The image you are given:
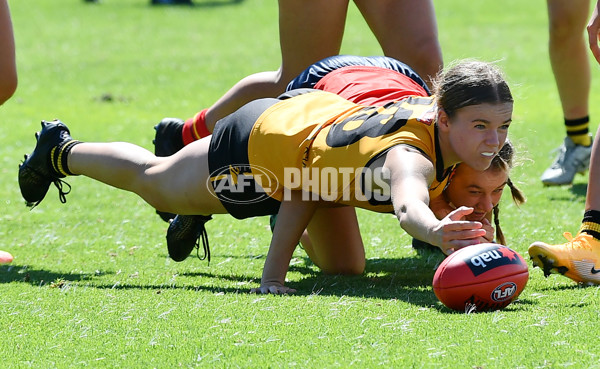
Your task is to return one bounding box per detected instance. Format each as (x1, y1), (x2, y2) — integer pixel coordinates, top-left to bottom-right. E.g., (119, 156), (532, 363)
(384, 145), (485, 254)
(251, 190), (318, 295)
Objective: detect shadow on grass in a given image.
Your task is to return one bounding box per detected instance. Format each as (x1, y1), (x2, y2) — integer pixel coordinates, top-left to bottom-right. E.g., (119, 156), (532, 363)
(537, 282), (595, 291)
(181, 249), (449, 308)
(569, 183), (588, 198)
(144, 0), (244, 8)
(0, 251), (445, 307)
(546, 183), (587, 201)
(0, 264), (112, 286)
(0, 251), (535, 313)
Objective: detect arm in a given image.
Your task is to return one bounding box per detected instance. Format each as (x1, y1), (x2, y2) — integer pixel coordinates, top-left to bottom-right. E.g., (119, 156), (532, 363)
(0, 0), (17, 105)
(251, 190), (318, 294)
(384, 146), (486, 254)
(588, 0), (600, 64)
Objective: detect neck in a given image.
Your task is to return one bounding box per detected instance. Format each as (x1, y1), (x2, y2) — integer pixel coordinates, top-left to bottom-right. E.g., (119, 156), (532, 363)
(436, 123), (461, 169)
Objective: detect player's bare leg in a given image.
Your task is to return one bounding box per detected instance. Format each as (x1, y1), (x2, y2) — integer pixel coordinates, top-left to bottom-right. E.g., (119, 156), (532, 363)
(68, 137), (225, 216)
(355, 0), (442, 88)
(203, 0), (349, 132)
(19, 120), (226, 216)
(301, 207), (366, 275)
(541, 0), (593, 185)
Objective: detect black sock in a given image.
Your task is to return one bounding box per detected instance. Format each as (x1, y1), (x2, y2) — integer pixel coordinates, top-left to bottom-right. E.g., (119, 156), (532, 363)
(50, 140), (82, 177)
(580, 210), (600, 240)
(565, 116), (592, 146)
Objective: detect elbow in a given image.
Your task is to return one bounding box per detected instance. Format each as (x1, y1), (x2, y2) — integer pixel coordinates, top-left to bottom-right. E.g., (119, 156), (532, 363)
(395, 204), (408, 226)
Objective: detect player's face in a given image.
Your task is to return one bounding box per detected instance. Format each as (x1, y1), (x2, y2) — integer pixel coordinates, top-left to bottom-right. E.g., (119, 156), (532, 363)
(444, 164), (508, 222)
(443, 102), (513, 171)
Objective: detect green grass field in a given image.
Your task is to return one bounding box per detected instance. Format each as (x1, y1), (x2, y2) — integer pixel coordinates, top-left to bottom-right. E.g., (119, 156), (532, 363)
(2, 0), (600, 367)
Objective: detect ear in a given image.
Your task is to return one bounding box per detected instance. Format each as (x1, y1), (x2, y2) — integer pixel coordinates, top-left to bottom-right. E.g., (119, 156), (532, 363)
(437, 108), (451, 132)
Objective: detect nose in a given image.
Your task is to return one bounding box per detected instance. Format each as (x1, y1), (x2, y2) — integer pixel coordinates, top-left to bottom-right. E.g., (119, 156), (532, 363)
(485, 130), (500, 147)
(478, 194), (494, 213)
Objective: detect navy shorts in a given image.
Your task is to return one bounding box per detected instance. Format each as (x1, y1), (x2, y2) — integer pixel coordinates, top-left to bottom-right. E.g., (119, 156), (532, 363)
(286, 55), (431, 94)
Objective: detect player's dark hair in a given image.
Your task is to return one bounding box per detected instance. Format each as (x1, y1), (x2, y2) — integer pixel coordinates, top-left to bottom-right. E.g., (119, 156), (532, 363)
(488, 140), (525, 245)
(433, 60), (513, 117)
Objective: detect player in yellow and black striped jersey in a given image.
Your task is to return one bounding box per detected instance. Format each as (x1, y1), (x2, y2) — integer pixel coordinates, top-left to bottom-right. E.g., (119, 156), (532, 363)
(208, 89), (455, 218)
(274, 55), (524, 262)
(18, 59), (514, 294)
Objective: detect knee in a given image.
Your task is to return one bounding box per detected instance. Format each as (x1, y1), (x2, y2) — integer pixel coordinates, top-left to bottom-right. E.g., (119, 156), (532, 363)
(273, 67), (296, 91)
(396, 38), (442, 83)
(277, 63), (320, 91)
(134, 163), (174, 212)
(137, 182), (172, 213)
(343, 261), (366, 275)
(319, 259), (365, 276)
(548, 16), (584, 43)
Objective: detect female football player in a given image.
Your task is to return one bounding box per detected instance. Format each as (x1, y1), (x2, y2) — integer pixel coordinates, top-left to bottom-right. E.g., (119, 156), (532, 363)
(266, 55), (524, 265)
(18, 59), (514, 294)
(412, 141), (526, 253)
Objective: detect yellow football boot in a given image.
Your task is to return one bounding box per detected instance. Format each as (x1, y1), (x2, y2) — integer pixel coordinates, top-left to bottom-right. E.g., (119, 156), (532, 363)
(529, 232), (600, 285)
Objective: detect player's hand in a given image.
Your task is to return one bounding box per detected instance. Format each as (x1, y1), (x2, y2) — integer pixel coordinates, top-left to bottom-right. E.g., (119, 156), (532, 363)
(478, 218), (495, 243)
(435, 206), (486, 255)
(250, 282), (296, 295)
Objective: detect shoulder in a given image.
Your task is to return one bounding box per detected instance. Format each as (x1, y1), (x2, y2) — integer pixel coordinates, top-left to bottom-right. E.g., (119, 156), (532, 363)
(384, 145), (435, 180)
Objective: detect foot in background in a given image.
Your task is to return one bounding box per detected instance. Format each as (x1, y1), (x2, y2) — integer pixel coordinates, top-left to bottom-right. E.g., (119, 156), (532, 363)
(153, 118), (185, 222)
(529, 232), (600, 285)
(541, 136), (592, 186)
(166, 214), (212, 262)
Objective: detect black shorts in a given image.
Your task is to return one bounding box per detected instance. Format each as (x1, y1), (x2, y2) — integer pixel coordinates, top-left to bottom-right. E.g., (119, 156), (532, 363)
(208, 98), (282, 219)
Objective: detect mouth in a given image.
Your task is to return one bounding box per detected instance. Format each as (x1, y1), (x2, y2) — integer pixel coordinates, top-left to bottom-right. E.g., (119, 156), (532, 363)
(481, 151), (496, 157)
(467, 212), (486, 221)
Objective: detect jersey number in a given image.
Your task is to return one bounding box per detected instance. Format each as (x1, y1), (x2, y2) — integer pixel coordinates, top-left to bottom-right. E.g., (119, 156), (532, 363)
(325, 103), (412, 148)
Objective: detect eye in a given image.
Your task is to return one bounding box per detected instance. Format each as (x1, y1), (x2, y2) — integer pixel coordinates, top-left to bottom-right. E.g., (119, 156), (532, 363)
(499, 123), (510, 131)
(474, 123), (486, 130)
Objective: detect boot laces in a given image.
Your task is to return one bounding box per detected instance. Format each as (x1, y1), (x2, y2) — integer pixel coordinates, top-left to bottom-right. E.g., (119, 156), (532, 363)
(550, 145), (568, 168)
(562, 232), (594, 251)
(21, 162), (71, 209)
(53, 179), (71, 204)
(195, 221), (210, 264)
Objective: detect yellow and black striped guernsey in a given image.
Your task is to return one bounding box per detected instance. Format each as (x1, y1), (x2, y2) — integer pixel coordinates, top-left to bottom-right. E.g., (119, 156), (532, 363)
(246, 90), (455, 214)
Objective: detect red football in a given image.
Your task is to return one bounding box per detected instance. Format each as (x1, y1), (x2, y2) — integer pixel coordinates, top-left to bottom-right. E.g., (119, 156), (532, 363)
(432, 243), (529, 312)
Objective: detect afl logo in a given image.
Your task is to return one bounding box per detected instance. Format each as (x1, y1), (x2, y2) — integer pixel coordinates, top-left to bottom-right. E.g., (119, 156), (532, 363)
(207, 164), (280, 205)
(491, 282), (517, 302)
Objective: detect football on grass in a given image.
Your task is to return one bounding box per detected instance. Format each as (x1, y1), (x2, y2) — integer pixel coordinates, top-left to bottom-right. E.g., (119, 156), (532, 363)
(432, 243), (528, 312)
